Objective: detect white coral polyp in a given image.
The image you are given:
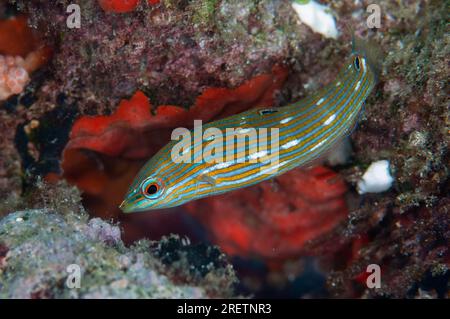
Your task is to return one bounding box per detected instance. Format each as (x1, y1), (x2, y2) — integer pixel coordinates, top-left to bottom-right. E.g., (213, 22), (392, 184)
(0, 55), (30, 101)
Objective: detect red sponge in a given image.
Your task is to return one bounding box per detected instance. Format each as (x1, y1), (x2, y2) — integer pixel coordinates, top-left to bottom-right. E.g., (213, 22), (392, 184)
(98, 0), (140, 13)
(98, 0), (160, 13)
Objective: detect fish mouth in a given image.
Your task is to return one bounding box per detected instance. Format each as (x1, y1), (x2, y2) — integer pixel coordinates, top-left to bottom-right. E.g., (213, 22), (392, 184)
(119, 200), (128, 213)
(119, 199), (153, 213)
(119, 200), (136, 213)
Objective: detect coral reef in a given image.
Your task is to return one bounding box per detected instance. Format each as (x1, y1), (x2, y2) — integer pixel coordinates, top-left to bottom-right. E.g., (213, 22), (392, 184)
(0, 183), (237, 298)
(0, 10), (51, 199)
(309, 0), (449, 298)
(10, 0), (305, 112)
(320, 196), (449, 298)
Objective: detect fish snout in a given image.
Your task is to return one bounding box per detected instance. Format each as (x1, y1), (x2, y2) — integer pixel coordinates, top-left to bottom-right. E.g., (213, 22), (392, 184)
(119, 199), (134, 213)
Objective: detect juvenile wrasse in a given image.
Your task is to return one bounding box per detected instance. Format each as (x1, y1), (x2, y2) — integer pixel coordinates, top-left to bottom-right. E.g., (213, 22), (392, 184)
(120, 38), (380, 212)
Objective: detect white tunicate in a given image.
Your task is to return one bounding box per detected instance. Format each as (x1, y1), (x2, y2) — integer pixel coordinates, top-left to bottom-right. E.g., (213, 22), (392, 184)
(357, 160), (394, 194)
(292, 0), (339, 39)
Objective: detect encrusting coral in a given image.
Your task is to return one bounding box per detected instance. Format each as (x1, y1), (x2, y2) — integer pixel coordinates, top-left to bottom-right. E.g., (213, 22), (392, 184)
(0, 55), (29, 100)
(0, 15), (50, 101)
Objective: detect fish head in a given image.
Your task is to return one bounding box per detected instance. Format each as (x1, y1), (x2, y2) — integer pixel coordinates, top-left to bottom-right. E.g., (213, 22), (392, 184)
(119, 159), (198, 212)
(351, 35), (383, 81)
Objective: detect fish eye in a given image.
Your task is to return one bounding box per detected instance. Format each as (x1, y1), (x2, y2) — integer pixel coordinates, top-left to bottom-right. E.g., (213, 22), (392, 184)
(354, 56), (361, 71)
(141, 177), (164, 199)
(146, 184), (158, 195)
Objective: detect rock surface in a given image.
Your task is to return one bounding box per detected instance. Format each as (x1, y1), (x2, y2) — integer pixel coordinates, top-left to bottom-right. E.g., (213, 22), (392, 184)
(0, 208), (237, 298)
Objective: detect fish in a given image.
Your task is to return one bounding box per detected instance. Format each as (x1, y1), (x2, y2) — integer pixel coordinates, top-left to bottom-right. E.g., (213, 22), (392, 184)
(120, 37), (381, 212)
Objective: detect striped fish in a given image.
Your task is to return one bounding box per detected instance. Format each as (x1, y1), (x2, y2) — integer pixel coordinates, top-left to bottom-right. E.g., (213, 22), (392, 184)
(120, 38), (380, 212)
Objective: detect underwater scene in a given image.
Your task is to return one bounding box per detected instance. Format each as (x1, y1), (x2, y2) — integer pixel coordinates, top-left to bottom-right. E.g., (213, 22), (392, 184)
(0, 0), (448, 300)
